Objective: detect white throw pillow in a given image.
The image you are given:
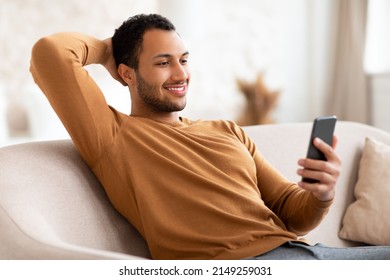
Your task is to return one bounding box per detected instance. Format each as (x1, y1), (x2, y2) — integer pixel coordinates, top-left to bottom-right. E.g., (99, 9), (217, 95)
(339, 137), (390, 245)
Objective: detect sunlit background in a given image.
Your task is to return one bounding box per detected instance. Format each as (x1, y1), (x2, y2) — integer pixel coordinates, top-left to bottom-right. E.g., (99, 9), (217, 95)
(0, 0), (389, 146)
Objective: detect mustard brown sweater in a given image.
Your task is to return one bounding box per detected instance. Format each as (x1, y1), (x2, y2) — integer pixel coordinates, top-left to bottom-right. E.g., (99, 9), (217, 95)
(30, 32), (332, 260)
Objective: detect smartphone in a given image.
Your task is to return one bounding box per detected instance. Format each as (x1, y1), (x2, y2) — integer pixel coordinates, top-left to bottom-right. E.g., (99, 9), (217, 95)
(302, 116), (337, 183)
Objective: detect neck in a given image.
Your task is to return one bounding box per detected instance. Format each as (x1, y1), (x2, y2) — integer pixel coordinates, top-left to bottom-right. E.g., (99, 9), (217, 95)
(130, 107), (182, 125)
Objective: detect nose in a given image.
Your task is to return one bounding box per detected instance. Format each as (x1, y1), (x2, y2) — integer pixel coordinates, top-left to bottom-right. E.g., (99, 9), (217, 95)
(172, 63), (189, 82)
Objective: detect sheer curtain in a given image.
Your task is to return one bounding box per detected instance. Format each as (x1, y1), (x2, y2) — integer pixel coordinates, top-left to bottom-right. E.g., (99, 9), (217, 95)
(325, 0), (369, 123)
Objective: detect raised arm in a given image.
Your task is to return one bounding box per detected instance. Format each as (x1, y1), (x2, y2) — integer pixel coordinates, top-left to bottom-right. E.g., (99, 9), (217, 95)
(30, 33), (123, 167)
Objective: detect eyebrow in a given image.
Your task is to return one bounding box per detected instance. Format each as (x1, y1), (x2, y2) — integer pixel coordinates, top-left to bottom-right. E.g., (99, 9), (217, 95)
(152, 51), (189, 60)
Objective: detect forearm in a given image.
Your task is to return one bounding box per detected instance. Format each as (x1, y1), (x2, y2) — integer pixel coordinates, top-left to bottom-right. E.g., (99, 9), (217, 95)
(31, 32), (108, 69)
(255, 152), (332, 235)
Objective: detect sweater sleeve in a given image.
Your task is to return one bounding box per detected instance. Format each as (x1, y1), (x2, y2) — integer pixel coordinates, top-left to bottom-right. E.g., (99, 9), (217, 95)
(30, 32), (121, 167)
(233, 123), (333, 235)
(254, 152), (333, 235)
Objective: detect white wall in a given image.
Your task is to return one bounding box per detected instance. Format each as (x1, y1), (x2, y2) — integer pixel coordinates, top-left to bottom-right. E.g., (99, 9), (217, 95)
(0, 0), (158, 145)
(159, 0), (291, 121)
(0, 0), (330, 146)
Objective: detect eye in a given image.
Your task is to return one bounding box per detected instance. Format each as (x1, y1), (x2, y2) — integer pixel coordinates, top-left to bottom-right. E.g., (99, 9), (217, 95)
(156, 61), (169, 67)
(180, 58), (188, 65)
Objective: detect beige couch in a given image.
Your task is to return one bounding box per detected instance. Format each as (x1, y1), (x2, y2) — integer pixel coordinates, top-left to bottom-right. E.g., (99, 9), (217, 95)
(1, 121), (390, 259)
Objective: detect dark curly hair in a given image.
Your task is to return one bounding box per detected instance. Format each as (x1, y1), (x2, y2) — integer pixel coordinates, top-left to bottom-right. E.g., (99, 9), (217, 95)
(112, 14), (176, 70)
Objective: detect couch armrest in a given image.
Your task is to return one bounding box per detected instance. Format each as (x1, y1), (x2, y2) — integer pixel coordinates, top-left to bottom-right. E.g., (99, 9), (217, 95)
(0, 140), (151, 260)
(0, 205), (144, 260)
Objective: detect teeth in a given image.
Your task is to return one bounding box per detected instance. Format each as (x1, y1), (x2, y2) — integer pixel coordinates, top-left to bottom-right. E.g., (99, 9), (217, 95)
(167, 87), (184, 91)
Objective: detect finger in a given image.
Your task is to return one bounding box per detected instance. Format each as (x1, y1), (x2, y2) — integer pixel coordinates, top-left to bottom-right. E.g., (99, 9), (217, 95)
(298, 180), (323, 192)
(298, 159), (340, 177)
(297, 167), (335, 184)
(313, 137), (341, 163)
(332, 135), (338, 149)
(298, 158), (333, 173)
(297, 159), (340, 183)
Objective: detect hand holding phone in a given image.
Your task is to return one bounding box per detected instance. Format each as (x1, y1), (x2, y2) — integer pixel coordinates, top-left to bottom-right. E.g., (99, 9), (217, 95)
(302, 116), (337, 183)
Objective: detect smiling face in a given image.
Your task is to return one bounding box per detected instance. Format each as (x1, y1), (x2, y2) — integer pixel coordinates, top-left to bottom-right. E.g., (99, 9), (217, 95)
(121, 29), (190, 120)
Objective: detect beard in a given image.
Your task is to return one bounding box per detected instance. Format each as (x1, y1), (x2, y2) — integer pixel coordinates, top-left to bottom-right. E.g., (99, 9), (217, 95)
(136, 72), (186, 113)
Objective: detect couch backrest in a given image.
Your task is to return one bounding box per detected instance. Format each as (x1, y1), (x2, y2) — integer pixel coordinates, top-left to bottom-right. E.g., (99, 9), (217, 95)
(243, 121), (390, 247)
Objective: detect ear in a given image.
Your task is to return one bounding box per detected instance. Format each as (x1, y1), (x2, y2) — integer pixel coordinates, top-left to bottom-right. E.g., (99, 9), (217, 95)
(118, 63), (136, 86)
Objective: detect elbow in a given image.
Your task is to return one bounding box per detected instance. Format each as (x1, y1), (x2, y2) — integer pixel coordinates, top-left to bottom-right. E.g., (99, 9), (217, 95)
(31, 36), (58, 64)
(30, 34), (69, 81)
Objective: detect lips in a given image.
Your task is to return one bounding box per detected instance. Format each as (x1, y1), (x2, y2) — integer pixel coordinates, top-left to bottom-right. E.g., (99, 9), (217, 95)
(163, 83), (187, 97)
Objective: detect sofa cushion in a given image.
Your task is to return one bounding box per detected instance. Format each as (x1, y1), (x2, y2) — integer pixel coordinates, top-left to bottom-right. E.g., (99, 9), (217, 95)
(339, 137), (390, 245)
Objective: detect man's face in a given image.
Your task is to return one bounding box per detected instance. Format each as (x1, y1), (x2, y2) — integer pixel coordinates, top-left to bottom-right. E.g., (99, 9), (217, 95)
(133, 29), (190, 113)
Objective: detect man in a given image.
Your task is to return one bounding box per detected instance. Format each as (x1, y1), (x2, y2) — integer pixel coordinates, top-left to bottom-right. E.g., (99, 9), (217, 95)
(30, 14), (389, 260)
